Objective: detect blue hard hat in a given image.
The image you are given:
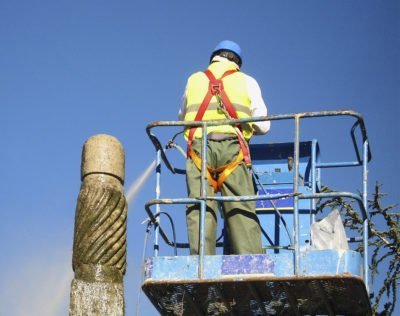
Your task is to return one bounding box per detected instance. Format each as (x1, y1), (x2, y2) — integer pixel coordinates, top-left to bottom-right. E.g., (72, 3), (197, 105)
(211, 40), (242, 66)
(213, 40), (242, 58)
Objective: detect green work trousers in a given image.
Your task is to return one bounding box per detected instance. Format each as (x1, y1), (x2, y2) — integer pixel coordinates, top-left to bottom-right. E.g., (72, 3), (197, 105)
(186, 138), (263, 255)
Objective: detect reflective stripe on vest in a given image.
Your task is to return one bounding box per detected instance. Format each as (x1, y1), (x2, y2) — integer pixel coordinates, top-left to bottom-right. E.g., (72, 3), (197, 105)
(186, 67), (252, 192)
(184, 62), (253, 140)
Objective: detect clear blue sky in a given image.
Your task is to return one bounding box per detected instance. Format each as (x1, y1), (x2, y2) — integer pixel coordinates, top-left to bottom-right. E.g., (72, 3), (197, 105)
(0, 1), (398, 315)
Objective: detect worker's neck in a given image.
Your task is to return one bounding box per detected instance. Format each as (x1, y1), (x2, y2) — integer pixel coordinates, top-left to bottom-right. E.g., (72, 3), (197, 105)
(211, 56), (240, 69)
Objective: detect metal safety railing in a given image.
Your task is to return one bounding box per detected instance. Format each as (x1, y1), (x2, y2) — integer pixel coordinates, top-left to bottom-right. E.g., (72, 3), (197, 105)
(144, 110), (372, 286)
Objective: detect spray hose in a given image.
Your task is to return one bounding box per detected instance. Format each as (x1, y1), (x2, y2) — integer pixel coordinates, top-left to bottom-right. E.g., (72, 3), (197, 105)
(165, 130), (187, 159)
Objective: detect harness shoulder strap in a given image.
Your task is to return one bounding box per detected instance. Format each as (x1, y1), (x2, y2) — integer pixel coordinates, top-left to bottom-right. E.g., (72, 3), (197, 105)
(187, 68), (252, 183)
(187, 69), (238, 154)
(204, 69), (239, 120)
(204, 70), (252, 165)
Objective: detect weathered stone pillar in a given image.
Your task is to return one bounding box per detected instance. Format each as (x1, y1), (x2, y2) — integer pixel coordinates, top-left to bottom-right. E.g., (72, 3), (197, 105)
(70, 134), (127, 316)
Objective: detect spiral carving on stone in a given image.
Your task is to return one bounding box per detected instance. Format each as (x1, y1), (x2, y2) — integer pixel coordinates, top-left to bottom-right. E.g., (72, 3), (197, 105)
(72, 179), (127, 280)
(70, 135), (127, 315)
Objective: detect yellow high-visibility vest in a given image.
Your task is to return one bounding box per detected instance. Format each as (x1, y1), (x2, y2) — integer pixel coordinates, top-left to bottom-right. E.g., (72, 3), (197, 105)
(184, 61), (253, 140)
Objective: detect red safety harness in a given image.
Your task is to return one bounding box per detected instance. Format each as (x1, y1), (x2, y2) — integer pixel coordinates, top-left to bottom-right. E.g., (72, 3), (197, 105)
(187, 69), (252, 192)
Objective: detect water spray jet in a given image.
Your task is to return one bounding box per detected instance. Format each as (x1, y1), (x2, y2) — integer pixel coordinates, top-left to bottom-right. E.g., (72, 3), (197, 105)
(126, 160), (156, 205)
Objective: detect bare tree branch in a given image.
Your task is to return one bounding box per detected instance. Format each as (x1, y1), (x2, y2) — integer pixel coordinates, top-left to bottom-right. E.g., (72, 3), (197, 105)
(317, 182), (399, 315)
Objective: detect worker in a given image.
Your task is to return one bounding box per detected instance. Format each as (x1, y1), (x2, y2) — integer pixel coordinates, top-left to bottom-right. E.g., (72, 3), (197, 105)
(178, 40), (270, 255)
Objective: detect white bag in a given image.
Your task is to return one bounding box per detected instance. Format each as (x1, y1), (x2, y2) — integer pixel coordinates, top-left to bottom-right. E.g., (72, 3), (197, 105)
(311, 209), (349, 250)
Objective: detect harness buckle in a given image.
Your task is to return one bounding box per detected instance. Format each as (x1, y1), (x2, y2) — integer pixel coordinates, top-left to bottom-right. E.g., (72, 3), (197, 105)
(210, 81), (223, 95)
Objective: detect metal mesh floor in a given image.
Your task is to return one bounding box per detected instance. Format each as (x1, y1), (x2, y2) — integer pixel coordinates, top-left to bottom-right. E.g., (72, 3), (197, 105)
(142, 276), (371, 315)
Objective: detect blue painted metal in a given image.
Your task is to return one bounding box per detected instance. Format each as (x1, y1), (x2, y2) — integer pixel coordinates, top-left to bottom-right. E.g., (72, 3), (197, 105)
(317, 161), (361, 168)
(198, 125), (208, 279)
(251, 140), (317, 254)
(249, 142), (315, 185)
(142, 110), (373, 314)
(143, 250), (362, 281)
(293, 117), (300, 268)
(256, 188), (296, 209)
(363, 139), (369, 290)
(154, 150), (161, 257)
(311, 139), (318, 224)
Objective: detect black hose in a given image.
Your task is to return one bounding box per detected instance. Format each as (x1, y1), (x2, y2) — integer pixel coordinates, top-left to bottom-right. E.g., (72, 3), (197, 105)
(153, 211), (178, 256)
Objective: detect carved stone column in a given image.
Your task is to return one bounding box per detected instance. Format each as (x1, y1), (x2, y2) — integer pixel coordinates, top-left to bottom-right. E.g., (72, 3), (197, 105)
(70, 134), (127, 316)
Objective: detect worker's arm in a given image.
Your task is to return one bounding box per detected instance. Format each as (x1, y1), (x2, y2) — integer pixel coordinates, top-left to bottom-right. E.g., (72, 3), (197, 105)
(178, 83), (188, 120)
(246, 75), (270, 135)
